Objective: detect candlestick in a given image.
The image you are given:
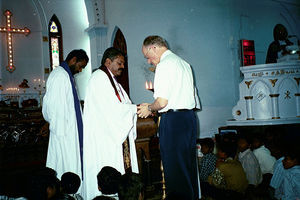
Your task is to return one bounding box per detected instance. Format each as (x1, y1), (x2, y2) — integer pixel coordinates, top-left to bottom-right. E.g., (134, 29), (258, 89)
(145, 81), (154, 92)
(33, 78), (46, 107)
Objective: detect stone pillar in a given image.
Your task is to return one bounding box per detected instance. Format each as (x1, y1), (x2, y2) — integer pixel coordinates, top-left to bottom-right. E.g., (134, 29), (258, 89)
(295, 93), (300, 117)
(244, 96), (254, 120)
(269, 94), (280, 119)
(85, 24), (107, 70)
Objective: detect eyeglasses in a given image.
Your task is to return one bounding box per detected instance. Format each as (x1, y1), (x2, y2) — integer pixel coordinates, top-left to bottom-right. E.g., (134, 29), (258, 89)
(144, 47), (152, 58)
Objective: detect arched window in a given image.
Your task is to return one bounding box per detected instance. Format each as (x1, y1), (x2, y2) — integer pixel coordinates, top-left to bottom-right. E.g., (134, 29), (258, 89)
(113, 28), (129, 95)
(48, 15), (63, 70)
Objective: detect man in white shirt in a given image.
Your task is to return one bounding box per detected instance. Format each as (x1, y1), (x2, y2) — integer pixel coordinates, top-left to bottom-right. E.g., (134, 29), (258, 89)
(138, 35), (200, 200)
(252, 136), (276, 175)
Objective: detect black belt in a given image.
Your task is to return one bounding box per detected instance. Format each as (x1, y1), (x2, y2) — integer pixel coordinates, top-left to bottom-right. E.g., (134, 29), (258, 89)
(161, 109), (191, 114)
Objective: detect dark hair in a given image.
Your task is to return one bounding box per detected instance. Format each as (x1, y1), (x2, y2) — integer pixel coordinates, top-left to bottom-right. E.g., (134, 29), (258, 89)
(97, 166), (121, 195)
(237, 134), (252, 144)
(65, 49), (89, 63)
(118, 172), (143, 200)
(273, 24), (288, 41)
(101, 47), (124, 67)
(93, 196), (115, 200)
(252, 133), (264, 143)
(27, 167), (60, 200)
(61, 172), (81, 194)
(56, 193), (76, 200)
(217, 142), (237, 158)
(283, 145), (300, 163)
(199, 138), (215, 150)
(143, 35), (168, 48)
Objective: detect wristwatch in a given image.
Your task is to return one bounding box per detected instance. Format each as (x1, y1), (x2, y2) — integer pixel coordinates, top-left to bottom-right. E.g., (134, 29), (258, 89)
(147, 105), (152, 112)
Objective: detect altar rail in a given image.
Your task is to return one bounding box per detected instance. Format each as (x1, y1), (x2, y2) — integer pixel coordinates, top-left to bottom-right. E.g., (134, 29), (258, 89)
(0, 92), (44, 108)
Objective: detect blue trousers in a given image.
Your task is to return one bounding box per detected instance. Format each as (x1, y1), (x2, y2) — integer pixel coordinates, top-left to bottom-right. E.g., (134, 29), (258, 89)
(159, 110), (199, 200)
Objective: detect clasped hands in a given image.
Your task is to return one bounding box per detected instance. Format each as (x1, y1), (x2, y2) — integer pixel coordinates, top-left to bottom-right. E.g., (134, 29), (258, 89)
(137, 103), (152, 118)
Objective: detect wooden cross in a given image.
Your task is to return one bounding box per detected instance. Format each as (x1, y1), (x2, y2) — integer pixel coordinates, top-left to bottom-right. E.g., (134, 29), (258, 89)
(0, 10), (30, 73)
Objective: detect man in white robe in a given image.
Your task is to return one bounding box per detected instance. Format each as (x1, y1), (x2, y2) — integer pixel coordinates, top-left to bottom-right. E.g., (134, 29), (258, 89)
(82, 47), (138, 200)
(42, 49), (89, 180)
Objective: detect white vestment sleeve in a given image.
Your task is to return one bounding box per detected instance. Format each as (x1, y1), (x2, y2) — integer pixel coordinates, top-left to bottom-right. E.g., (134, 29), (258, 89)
(43, 70), (74, 137)
(82, 70), (138, 200)
(85, 71), (136, 143)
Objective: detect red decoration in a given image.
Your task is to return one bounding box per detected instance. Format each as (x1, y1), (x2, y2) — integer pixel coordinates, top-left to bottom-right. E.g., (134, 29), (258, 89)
(241, 40), (256, 66)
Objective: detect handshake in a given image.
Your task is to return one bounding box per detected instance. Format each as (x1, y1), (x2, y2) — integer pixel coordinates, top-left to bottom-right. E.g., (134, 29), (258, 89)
(137, 103), (153, 118)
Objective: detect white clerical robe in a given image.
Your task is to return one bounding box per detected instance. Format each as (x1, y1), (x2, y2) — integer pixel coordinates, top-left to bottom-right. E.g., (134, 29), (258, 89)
(42, 66), (82, 179)
(82, 69), (138, 200)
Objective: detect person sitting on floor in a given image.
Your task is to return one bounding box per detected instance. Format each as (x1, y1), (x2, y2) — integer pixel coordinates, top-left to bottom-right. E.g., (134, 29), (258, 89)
(118, 172), (144, 200)
(60, 172), (83, 200)
(94, 166), (121, 200)
(27, 167), (61, 200)
(198, 137), (217, 182)
(252, 134), (276, 186)
(237, 135), (262, 187)
(203, 141), (248, 199)
(273, 146), (300, 200)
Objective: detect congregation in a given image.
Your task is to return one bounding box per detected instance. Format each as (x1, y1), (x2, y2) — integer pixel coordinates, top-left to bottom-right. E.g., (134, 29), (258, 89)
(0, 166), (143, 200)
(1, 126), (299, 200)
(198, 127), (300, 200)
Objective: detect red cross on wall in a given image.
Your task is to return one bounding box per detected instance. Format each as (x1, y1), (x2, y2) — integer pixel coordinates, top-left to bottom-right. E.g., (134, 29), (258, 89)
(0, 10), (30, 73)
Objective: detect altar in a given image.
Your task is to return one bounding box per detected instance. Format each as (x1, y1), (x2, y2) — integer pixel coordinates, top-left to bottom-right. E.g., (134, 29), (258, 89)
(228, 60), (300, 126)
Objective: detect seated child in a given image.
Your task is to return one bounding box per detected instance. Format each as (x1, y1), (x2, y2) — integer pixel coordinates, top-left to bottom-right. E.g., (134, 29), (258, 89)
(27, 167), (60, 200)
(60, 172), (83, 200)
(204, 142), (248, 199)
(118, 172), (143, 200)
(252, 134), (276, 175)
(273, 146), (300, 199)
(237, 135), (262, 186)
(94, 166), (121, 200)
(198, 137), (217, 182)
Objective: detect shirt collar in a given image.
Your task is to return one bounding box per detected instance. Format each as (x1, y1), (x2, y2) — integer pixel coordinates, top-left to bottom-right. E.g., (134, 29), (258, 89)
(160, 49), (172, 62)
(287, 165), (300, 171)
(239, 148), (251, 159)
(102, 193), (118, 197)
(107, 67), (117, 80)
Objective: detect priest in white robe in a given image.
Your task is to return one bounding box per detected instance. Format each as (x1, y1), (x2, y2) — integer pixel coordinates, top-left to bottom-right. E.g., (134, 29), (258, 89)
(82, 47), (139, 200)
(42, 49), (89, 180)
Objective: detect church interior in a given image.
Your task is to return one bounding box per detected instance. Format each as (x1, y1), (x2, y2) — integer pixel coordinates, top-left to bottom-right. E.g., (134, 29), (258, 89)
(1, 0), (300, 199)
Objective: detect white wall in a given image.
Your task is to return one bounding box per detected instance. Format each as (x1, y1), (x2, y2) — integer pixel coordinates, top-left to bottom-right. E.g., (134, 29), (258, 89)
(103, 0), (300, 137)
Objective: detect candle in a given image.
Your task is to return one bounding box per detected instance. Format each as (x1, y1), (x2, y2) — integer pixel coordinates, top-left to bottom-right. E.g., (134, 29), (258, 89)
(145, 81), (154, 92)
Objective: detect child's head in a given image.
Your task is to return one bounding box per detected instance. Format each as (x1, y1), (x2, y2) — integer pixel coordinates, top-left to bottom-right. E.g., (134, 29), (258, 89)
(61, 172), (81, 194)
(200, 138), (215, 155)
(251, 134), (264, 150)
(27, 167), (60, 200)
(282, 146), (300, 169)
(237, 135), (250, 153)
(217, 142), (236, 159)
(118, 172), (144, 200)
(97, 166), (121, 195)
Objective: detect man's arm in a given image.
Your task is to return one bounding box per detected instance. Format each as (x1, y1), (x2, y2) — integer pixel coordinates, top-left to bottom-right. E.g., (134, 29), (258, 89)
(137, 97), (168, 118)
